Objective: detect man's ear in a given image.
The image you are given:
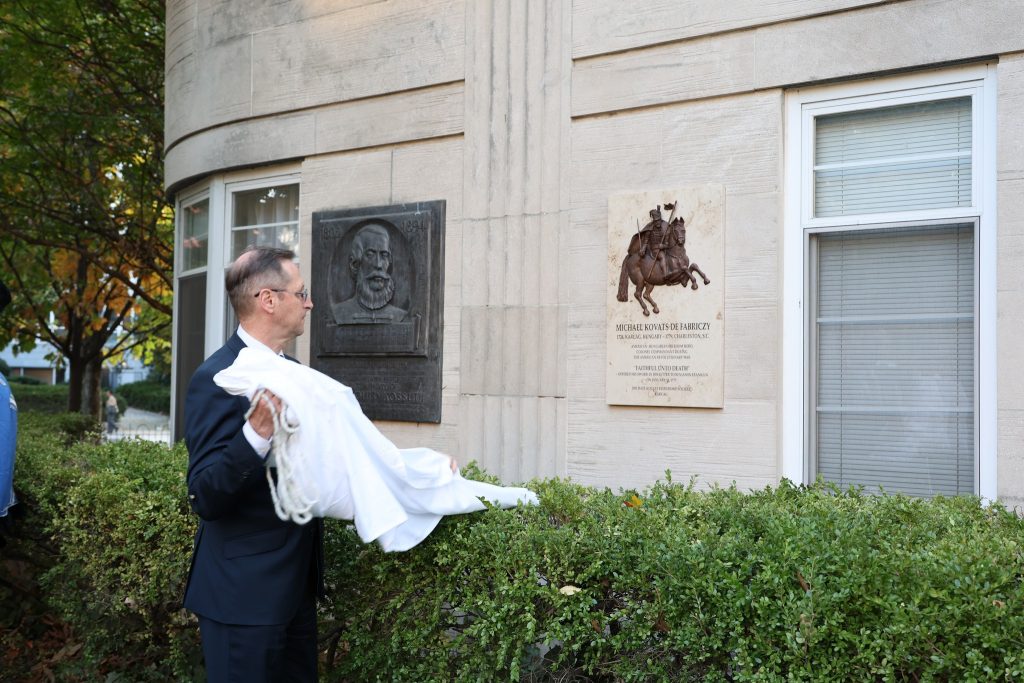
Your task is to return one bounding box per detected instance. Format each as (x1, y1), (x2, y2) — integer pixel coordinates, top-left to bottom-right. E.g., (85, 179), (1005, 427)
(253, 289), (276, 314)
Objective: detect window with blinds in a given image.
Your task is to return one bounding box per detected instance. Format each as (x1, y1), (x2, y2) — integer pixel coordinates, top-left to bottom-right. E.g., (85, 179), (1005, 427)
(788, 68), (992, 500)
(812, 224), (975, 497)
(814, 97), (972, 218)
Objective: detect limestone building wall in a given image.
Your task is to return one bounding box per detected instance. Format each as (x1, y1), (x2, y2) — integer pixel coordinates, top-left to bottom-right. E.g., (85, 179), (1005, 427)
(996, 52), (1024, 511)
(166, 0), (1024, 504)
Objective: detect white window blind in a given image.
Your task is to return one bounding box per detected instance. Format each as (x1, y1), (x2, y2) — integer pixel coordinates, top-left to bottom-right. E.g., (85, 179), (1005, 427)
(814, 224), (974, 497)
(814, 97), (972, 218)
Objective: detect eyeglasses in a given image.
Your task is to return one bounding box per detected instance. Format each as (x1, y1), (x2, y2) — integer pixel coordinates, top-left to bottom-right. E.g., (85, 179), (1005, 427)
(255, 287), (309, 302)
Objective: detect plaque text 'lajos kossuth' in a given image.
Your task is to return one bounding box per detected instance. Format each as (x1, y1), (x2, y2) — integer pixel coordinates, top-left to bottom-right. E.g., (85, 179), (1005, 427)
(606, 187), (724, 408)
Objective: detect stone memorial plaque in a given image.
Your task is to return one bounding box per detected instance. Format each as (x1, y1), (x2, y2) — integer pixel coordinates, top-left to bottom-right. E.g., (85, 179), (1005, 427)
(606, 186), (724, 407)
(311, 200), (445, 422)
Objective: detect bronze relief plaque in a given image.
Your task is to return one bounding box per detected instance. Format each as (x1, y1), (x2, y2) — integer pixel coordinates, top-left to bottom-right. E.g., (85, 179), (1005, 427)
(606, 187), (724, 408)
(311, 200), (445, 422)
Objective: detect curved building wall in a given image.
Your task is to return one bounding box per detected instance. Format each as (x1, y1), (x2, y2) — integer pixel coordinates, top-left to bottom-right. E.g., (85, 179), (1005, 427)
(167, 0), (1024, 508)
(165, 0), (465, 190)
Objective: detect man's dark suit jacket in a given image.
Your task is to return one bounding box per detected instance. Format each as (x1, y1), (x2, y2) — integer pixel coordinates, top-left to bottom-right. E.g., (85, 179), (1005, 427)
(183, 332), (324, 625)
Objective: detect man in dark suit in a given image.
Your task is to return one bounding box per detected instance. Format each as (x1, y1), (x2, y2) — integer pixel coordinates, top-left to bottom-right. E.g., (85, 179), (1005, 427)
(183, 246), (323, 682)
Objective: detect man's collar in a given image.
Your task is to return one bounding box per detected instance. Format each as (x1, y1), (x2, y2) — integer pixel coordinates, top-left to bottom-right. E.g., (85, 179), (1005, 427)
(236, 325), (282, 357)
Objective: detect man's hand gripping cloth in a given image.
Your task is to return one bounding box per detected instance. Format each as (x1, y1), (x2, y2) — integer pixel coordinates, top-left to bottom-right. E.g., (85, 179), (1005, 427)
(213, 348), (538, 551)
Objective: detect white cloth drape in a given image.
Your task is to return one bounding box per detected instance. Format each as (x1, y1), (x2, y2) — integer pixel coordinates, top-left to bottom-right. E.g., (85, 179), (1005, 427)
(214, 348), (538, 551)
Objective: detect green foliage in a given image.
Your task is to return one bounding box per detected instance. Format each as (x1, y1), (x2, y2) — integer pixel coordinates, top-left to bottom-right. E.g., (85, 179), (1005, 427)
(42, 442), (198, 679)
(0, 0), (171, 417)
(12, 413), (200, 680)
(7, 374), (42, 385)
(320, 477), (1024, 682)
(8, 423), (1024, 681)
(146, 365), (172, 385)
(8, 382), (69, 413)
(118, 379), (170, 414)
(21, 383), (128, 416)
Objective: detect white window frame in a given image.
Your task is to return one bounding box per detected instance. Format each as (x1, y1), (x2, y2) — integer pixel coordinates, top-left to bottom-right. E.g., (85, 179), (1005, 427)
(171, 164), (300, 352)
(170, 165), (302, 438)
(220, 169), (301, 346)
(171, 182), (213, 440)
(782, 64), (997, 501)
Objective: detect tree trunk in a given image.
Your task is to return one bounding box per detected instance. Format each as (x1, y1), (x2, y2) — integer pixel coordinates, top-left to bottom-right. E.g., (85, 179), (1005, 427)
(82, 358), (103, 421)
(64, 353), (103, 419)
(66, 355), (84, 413)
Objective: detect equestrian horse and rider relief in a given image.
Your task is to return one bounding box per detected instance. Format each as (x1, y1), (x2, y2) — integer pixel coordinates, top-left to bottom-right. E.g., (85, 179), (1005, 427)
(606, 187), (725, 409)
(617, 201), (711, 316)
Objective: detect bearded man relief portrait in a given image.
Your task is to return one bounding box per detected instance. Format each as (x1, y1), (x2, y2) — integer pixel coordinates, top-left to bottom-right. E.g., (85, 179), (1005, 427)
(331, 223), (410, 325)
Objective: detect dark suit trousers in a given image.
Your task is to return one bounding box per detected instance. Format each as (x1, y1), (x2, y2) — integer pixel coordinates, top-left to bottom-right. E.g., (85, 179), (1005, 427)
(198, 592), (317, 683)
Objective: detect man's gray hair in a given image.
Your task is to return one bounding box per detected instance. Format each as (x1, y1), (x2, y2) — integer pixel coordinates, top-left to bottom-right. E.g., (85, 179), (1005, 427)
(225, 246), (296, 317)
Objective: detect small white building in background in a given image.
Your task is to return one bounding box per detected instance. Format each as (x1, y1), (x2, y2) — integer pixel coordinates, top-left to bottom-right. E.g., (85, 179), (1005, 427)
(164, 0), (1024, 510)
(0, 343), (63, 384)
(0, 342), (148, 388)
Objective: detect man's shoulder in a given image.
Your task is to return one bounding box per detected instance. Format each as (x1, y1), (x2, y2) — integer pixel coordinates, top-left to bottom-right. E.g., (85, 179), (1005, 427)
(188, 339), (243, 392)
(183, 339), (247, 439)
(198, 344), (237, 374)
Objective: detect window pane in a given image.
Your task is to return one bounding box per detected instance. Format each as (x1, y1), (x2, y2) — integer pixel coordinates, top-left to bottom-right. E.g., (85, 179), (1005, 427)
(181, 198), (209, 270)
(814, 224), (974, 497)
(175, 273), (207, 442)
(231, 224), (300, 257)
(230, 183), (300, 258)
(814, 97), (972, 217)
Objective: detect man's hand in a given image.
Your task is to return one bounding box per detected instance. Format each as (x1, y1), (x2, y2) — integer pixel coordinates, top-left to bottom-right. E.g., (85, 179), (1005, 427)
(248, 389), (285, 440)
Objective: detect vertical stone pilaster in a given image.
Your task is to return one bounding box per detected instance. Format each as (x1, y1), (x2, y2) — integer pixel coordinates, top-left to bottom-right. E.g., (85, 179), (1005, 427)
(460, 0), (570, 479)
(997, 53), (1024, 511)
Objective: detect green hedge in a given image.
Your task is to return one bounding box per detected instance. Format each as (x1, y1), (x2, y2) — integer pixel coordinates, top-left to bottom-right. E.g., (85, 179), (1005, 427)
(8, 382), (70, 413)
(8, 383), (127, 416)
(8, 413), (199, 680)
(6, 413), (1024, 681)
(8, 374), (43, 385)
(117, 379), (170, 414)
(324, 476), (1024, 682)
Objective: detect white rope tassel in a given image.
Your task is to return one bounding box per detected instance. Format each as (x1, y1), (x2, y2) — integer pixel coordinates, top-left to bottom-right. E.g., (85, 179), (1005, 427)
(246, 389), (316, 524)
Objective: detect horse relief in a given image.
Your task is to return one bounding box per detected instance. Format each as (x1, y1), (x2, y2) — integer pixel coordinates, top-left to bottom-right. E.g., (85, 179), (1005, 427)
(617, 201), (710, 316)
